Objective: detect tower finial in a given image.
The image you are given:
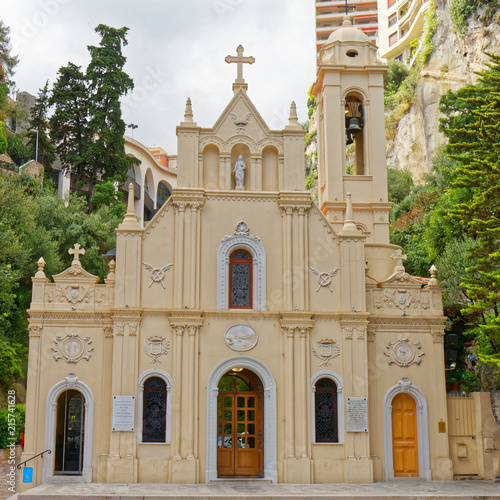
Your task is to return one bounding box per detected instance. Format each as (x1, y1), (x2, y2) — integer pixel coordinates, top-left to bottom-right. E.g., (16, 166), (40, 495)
(121, 183), (139, 227)
(288, 101), (299, 126)
(184, 97), (193, 122)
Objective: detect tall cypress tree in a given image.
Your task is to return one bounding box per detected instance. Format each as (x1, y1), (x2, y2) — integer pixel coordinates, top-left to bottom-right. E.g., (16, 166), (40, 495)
(49, 25), (136, 192)
(441, 53), (500, 365)
(86, 25), (135, 182)
(49, 63), (91, 180)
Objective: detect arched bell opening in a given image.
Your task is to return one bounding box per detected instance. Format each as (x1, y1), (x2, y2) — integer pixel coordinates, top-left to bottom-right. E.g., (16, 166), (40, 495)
(344, 94), (365, 175)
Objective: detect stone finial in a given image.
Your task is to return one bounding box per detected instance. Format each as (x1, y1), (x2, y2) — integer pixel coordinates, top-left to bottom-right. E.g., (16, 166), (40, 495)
(35, 257), (46, 278)
(391, 248), (407, 274)
(184, 97), (193, 122)
(106, 259), (116, 282)
(338, 193), (362, 237)
(288, 101), (299, 127)
(342, 15), (353, 27)
(121, 183), (139, 226)
(429, 264), (438, 286)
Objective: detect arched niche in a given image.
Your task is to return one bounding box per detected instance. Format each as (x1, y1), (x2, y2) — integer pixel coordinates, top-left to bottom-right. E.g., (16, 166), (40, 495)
(344, 91), (365, 175)
(262, 146), (279, 191)
(230, 144), (251, 190)
(203, 144), (220, 190)
(156, 180), (172, 208)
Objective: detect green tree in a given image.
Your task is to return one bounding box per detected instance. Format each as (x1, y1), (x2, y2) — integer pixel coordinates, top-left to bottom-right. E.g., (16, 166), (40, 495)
(91, 181), (126, 218)
(0, 21), (18, 84)
(387, 167), (414, 204)
(85, 25), (135, 183)
(49, 63), (91, 180)
(384, 59), (409, 96)
(27, 81), (56, 172)
(441, 53), (500, 368)
(0, 21), (18, 152)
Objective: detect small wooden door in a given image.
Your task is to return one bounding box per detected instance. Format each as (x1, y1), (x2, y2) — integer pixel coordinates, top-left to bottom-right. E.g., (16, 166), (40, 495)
(392, 393), (419, 477)
(217, 390), (260, 476)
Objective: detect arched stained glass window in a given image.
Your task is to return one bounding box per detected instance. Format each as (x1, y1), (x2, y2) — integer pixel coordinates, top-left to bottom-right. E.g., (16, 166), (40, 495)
(229, 249), (253, 309)
(315, 378), (338, 443)
(143, 377), (167, 442)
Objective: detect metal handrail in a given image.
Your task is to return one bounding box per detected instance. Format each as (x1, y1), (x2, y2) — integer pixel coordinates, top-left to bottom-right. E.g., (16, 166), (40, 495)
(17, 449), (51, 469)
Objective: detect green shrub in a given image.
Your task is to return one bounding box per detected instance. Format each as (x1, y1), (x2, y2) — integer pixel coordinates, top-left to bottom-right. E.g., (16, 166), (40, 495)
(450, 0), (476, 33)
(0, 404), (25, 449)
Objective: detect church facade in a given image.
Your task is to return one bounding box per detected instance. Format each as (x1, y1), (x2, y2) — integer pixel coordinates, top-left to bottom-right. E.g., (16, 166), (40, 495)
(21, 21), (454, 487)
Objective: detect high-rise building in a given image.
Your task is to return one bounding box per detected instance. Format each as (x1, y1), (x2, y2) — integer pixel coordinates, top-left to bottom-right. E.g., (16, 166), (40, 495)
(315, 0), (378, 52)
(377, 0), (434, 63)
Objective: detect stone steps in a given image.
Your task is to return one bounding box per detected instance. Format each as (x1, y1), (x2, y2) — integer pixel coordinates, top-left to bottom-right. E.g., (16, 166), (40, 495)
(10, 480), (500, 500)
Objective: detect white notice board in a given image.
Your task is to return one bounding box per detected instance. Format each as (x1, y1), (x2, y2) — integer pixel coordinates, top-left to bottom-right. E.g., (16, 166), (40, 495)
(112, 395), (135, 431)
(346, 397), (368, 432)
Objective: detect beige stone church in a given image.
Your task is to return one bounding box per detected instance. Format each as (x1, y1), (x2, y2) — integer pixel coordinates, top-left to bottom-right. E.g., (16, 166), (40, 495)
(21, 20), (454, 487)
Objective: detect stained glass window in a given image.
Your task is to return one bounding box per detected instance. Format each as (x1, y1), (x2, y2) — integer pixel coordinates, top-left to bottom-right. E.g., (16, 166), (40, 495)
(315, 378), (338, 443)
(143, 377), (167, 442)
(229, 249), (252, 308)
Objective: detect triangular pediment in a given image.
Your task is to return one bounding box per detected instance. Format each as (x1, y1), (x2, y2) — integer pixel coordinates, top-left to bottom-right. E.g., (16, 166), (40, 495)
(382, 269), (423, 287)
(210, 89), (271, 143)
(53, 261), (99, 284)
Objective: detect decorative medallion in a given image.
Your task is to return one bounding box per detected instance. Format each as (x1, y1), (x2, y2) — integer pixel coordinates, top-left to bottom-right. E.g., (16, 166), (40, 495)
(143, 262), (173, 288)
(309, 266), (339, 292)
(143, 336), (170, 363)
(385, 338), (424, 367)
(52, 333), (93, 363)
(312, 338), (340, 366)
(224, 324), (258, 351)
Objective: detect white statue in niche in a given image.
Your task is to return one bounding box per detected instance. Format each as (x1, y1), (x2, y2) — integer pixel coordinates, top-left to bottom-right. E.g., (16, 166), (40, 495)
(233, 155), (246, 189)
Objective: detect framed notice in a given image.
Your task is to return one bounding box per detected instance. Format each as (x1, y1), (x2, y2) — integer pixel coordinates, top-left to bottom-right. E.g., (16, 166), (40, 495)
(346, 397), (368, 432)
(112, 396), (135, 431)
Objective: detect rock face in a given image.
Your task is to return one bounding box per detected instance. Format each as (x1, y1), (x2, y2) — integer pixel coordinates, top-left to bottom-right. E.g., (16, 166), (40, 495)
(387, 0), (500, 179)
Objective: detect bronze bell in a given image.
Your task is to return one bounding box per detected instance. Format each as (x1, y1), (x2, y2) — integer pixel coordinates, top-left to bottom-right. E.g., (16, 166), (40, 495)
(347, 117), (362, 135)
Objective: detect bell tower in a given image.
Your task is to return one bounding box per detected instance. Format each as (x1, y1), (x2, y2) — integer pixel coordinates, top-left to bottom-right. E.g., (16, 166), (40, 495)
(312, 17), (391, 244)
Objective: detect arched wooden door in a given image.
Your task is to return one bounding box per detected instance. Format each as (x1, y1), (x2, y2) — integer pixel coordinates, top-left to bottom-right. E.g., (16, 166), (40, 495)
(217, 369), (263, 477)
(391, 393), (418, 477)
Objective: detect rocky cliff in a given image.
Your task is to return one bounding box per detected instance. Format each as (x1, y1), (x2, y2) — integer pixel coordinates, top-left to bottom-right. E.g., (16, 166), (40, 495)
(387, 0), (500, 180)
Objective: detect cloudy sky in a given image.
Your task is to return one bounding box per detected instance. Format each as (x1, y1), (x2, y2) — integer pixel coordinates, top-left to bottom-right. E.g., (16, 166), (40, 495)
(3, 0), (316, 154)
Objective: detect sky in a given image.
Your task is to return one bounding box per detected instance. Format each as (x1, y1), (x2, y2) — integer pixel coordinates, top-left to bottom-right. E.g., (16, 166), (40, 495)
(3, 0), (317, 154)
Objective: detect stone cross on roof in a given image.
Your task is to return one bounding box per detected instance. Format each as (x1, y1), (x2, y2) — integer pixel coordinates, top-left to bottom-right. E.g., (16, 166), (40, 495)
(225, 45), (255, 87)
(69, 243), (86, 262)
(391, 248), (407, 272)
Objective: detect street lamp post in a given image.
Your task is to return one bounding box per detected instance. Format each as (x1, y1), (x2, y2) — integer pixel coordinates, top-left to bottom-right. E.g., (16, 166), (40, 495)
(127, 123), (138, 139)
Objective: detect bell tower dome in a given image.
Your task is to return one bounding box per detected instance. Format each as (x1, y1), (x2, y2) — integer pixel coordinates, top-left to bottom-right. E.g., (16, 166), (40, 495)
(312, 17), (391, 243)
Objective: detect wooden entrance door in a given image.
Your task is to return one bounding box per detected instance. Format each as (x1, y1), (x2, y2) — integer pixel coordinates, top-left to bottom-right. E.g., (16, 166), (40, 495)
(392, 393), (419, 477)
(217, 370), (263, 477)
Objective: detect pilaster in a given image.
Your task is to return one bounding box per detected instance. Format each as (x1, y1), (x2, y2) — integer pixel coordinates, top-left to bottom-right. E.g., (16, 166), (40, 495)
(278, 193), (313, 311)
(168, 312), (203, 483)
(280, 313), (314, 483)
